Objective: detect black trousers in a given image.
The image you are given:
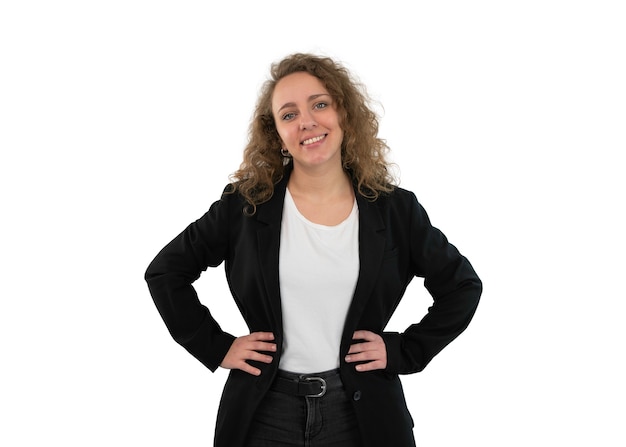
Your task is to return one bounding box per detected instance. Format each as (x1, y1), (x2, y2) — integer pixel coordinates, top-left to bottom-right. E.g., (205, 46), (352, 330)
(245, 369), (363, 447)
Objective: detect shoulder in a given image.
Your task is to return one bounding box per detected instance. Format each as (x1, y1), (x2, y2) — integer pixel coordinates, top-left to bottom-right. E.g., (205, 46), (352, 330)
(364, 185), (419, 211)
(203, 181), (288, 229)
(388, 186), (418, 202)
(358, 186), (435, 231)
(190, 184), (249, 229)
(222, 175), (289, 217)
(211, 183), (257, 214)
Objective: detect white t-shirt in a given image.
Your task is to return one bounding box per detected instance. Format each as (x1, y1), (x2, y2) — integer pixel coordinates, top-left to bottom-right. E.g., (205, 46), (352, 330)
(278, 188), (359, 373)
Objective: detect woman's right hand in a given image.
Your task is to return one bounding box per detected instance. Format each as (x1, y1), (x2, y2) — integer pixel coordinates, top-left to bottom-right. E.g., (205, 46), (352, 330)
(220, 332), (276, 376)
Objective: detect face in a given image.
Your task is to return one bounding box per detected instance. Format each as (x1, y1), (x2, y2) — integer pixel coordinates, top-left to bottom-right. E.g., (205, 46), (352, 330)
(272, 72), (344, 172)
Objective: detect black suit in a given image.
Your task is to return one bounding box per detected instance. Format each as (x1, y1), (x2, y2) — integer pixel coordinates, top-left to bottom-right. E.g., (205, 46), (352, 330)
(145, 169), (482, 446)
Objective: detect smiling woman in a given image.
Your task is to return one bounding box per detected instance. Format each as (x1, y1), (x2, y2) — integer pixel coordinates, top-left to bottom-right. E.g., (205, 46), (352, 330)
(230, 53), (396, 214)
(145, 53), (482, 447)
(272, 72), (344, 176)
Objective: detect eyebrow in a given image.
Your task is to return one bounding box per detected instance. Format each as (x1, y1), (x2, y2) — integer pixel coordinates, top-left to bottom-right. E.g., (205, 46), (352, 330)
(277, 94), (331, 114)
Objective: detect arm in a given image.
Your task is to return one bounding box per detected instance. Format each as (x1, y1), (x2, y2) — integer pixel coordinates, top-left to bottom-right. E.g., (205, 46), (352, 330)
(383, 193), (482, 374)
(144, 194), (236, 372)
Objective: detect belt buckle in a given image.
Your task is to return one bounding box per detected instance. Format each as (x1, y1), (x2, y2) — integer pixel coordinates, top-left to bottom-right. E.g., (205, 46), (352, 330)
(303, 376), (327, 397)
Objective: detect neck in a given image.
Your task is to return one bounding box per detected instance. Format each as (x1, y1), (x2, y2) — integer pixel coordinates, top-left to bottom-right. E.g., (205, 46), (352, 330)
(288, 163), (352, 202)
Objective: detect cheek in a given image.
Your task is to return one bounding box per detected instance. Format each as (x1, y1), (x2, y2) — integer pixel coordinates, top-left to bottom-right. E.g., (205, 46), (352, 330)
(275, 128), (288, 145)
(276, 125), (295, 144)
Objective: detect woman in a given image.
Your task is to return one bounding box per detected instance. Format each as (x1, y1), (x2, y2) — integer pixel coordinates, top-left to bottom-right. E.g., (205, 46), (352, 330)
(145, 53), (482, 447)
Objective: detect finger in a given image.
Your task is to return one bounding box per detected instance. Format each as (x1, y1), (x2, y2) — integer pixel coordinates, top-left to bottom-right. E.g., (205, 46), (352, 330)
(348, 340), (384, 355)
(231, 352), (272, 375)
(221, 336), (275, 370)
(239, 348), (275, 375)
(245, 351), (274, 364)
(238, 361), (262, 376)
(345, 350), (382, 363)
(347, 343), (359, 355)
(347, 343), (367, 355)
(247, 341), (277, 352)
(347, 341), (381, 354)
(355, 360), (386, 372)
(346, 350), (387, 370)
(249, 332), (275, 341)
(352, 330), (377, 341)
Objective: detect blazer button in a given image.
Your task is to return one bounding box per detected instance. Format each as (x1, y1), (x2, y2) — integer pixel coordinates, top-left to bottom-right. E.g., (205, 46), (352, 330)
(353, 390), (362, 401)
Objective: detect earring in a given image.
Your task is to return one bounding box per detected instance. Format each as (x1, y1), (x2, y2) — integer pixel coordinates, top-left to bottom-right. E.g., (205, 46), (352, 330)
(281, 148), (291, 157)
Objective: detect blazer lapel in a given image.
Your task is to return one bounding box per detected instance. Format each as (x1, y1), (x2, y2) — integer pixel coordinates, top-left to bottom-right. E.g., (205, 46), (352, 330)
(341, 193), (386, 351)
(255, 174), (289, 332)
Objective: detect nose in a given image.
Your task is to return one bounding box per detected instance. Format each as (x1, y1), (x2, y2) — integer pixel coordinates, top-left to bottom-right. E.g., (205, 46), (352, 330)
(299, 112), (317, 130)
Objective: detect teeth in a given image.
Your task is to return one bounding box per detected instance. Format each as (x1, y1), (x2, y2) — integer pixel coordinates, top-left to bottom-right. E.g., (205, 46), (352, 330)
(302, 135), (325, 145)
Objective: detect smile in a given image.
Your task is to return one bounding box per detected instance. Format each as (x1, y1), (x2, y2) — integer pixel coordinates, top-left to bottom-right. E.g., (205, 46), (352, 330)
(301, 134), (327, 146)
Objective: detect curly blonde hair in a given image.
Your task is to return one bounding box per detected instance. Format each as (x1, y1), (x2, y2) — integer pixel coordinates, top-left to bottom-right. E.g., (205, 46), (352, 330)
(229, 53), (396, 211)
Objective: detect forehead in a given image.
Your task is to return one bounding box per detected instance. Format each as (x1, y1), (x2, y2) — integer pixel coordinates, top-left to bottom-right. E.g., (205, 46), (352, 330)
(272, 72), (329, 110)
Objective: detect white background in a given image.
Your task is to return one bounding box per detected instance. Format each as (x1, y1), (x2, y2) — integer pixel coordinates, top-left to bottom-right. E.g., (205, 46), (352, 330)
(1, 1), (625, 445)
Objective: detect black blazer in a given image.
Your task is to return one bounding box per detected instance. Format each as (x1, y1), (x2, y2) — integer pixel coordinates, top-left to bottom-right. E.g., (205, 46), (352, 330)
(145, 169), (482, 447)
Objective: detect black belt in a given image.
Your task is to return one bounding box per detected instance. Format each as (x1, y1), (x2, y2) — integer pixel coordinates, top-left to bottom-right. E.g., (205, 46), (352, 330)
(271, 369), (342, 398)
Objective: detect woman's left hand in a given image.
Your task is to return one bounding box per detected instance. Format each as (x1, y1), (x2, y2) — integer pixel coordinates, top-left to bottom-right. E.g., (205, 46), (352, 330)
(345, 330), (387, 372)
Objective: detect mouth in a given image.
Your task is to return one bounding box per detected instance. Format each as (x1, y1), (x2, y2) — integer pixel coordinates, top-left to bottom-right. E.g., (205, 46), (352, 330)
(301, 134), (327, 146)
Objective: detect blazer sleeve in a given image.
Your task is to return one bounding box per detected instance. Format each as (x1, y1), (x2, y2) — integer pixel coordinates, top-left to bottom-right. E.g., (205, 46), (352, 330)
(144, 189), (236, 372)
(383, 192), (482, 374)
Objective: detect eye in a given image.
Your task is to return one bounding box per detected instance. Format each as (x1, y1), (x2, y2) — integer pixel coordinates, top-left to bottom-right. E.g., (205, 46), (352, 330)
(281, 111), (297, 121)
(314, 102), (328, 110)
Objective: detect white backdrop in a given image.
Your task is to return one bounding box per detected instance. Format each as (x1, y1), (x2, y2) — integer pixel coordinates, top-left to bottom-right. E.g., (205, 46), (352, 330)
(1, 1), (624, 445)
